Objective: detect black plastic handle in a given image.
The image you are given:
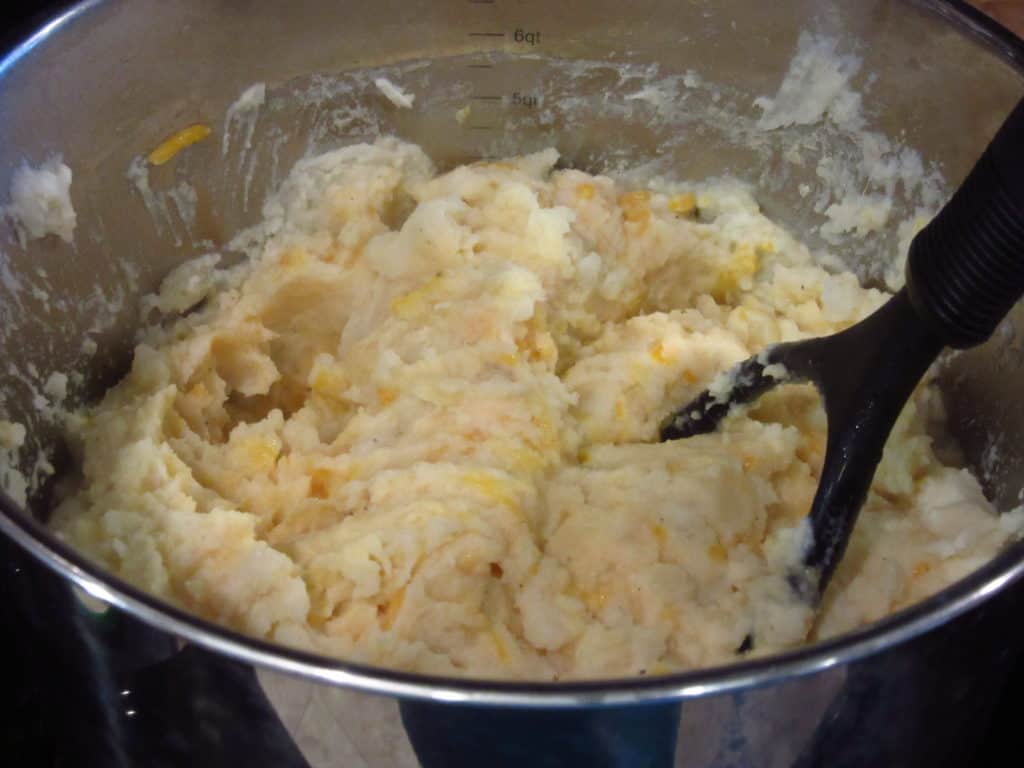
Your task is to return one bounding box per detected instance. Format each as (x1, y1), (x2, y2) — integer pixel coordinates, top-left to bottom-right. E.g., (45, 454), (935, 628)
(907, 98), (1024, 349)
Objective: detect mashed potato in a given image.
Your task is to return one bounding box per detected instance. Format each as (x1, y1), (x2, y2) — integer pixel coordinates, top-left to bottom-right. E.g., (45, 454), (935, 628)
(51, 139), (1024, 679)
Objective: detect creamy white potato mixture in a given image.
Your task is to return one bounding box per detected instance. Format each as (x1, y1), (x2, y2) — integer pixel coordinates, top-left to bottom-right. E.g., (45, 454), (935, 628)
(52, 140), (1024, 679)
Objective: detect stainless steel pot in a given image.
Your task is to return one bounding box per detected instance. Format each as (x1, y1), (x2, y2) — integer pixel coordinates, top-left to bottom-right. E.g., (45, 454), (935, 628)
(2, 1), (1024, 765)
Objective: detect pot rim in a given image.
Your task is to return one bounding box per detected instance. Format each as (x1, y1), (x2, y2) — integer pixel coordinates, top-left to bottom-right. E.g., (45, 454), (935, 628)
(2, 0), (1023, 708)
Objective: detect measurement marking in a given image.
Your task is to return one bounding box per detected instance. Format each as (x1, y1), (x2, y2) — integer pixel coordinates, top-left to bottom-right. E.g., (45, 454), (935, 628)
(467, 64), (494, 69)
(468, 32), (505, 37)
(471, 95), (502, 101)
